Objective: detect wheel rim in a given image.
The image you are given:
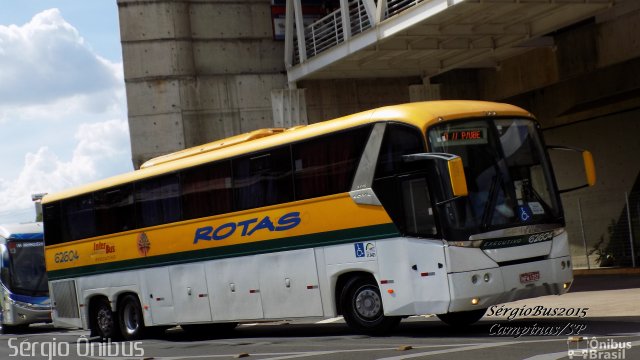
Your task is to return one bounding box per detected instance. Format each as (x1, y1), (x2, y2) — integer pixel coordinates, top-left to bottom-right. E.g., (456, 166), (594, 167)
(354, 286), (382, 321)
(122, 302), (139, 335)
(96, 306), (114, 335)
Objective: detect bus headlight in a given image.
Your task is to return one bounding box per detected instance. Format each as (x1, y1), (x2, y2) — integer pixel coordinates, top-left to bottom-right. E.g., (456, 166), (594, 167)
(447, 240), (484, 248)
(471, 274), (479, 284)
(553, 228), (566, 237)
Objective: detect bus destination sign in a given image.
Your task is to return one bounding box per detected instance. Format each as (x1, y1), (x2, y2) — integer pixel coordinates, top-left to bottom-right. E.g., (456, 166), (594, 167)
(436, 128), (488, 145)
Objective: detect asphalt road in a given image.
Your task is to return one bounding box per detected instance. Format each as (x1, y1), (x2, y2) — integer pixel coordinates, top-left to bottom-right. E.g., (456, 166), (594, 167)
(1, 274), (639, 360)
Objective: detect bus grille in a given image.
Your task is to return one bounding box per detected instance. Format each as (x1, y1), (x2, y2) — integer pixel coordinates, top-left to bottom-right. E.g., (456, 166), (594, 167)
(51, 280), (80, 319)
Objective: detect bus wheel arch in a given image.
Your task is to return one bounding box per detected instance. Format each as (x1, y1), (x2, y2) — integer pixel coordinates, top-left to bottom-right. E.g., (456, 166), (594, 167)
(117, 293), (146, 341)
(335, 272), (401, 334)
(334, 271), (374, 316)
(88, 295), (120, 341)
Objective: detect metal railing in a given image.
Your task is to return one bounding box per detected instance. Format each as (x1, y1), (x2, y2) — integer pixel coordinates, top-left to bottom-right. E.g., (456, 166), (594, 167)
(350, 0), (372, 37)
(569, 191), (639, 269)
(386, 0), (425, 18)
(304, 9), (345, 58)
(294, 0), (427, 63)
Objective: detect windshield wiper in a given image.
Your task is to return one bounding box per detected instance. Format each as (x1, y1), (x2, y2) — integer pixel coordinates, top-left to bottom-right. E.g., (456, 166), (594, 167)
(481, 169), (502, 231)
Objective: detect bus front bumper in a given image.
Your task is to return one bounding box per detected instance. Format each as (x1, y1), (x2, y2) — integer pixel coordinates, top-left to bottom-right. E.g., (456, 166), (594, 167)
(447, 256), (573, 313)
(3, 300), (52, 326)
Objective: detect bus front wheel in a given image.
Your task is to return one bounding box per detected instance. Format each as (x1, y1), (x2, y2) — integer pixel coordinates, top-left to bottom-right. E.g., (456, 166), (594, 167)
(437, 308), (487, 327)
(118, 295), (145, 341)
(0, 324), (27, 334)
(340, 276), (401, 335)
(91, 298), (120, 341)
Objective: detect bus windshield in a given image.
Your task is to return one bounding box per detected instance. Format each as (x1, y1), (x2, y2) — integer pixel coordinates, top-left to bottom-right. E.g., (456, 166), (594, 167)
(7, 240), (48, 297)
(427, 118), (562, 240)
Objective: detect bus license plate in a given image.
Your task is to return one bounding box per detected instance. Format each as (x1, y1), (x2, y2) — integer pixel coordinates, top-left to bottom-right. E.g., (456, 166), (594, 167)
(519, 271), (540, 284)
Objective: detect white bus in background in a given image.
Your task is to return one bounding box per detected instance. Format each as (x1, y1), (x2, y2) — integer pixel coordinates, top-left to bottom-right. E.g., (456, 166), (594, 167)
(0, 222), (51, 334)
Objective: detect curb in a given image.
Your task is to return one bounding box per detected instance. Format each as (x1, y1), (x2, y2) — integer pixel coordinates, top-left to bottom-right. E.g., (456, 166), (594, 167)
(573, 268), (640, 276)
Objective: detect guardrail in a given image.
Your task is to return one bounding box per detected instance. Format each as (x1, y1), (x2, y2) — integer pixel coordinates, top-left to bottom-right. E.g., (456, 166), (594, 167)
(569, 191), (639, 269)
(293, 0), (427, 64)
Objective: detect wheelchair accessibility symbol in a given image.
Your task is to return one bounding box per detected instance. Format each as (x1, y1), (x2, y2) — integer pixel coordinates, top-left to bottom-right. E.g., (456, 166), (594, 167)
(518, 205), (532, 222)
(355, 242), (377, 258)
(354, 243), (365, 258)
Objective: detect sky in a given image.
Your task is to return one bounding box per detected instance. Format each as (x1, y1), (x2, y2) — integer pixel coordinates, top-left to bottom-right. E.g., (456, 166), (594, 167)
(0, 1), (132, 223)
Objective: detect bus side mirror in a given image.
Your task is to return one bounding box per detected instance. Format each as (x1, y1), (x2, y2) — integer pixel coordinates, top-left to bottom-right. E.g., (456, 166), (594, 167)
(403, 153), (468, 202)
(547, 146), (596, 192)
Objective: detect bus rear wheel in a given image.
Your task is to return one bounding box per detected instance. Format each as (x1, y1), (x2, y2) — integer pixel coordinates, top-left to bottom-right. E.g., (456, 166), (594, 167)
(118, 295), (145, 341)
(340, 276), (401, 335)
(91, 298), (120, 341)
(437, 308), (487, 327)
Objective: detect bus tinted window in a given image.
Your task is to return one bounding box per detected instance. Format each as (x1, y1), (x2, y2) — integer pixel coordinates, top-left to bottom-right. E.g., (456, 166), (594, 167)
(43, 202), (63, 246)
(95, 185), (135, 236)
(63, 194), (96, 241)
(233, 147), (293, 211)
(375, 123), (425, 179)
(293, 126), (371, 200)
(136, 174), (182, 228)
(182, 161), (233, 220)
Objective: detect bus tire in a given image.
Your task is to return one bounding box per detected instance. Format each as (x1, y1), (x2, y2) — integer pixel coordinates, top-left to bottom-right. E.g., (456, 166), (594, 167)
(118, 295), (145, 341)
(437, 308), (487, 327)
(91, 298), (121, 341)
(340, 276), (401, 335)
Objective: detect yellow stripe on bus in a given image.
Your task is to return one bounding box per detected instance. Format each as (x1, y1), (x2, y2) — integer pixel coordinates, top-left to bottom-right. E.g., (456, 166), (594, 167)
(46, 194), (393, 272)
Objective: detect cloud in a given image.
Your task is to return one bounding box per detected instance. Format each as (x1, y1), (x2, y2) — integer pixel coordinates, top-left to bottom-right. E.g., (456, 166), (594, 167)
(0, 8), (120, 106)
(0, 9), (132, 222)
(0, 119), (131, 221)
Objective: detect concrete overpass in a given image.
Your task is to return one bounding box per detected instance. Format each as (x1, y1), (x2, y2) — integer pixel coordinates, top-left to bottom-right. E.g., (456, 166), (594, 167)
(117, 0), (640, 268)
(284, 0), (611, 82)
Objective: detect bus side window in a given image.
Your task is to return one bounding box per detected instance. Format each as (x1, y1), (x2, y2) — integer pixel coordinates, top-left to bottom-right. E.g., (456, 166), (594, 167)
(43, 202), (63, 245)
(94, 184), (135, 235)
(233, 146), (293, 211)
(401, 177), (437, 236)
(292, 126), (371, 200)
(182, 161), (233, 220)
(373, 123), (435, 236)
(135, 173), (182, 228)
(374, 123), (425, 179)
(63, 194), (97, 241)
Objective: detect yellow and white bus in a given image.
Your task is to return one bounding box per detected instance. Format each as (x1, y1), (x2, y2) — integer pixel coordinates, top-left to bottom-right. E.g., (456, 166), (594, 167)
(42, 101), (595, 340)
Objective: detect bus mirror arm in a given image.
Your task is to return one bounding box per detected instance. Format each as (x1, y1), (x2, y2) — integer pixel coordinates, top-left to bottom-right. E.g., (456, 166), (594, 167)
(434, 195), (465, 207)
(546, 146), (596, 192)
(402, 153), (469, 199)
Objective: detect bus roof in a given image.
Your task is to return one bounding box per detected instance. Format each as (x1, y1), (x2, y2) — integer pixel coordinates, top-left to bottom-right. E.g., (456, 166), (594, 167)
(43, 100), (530, 204)
(0, 222), (44, 240)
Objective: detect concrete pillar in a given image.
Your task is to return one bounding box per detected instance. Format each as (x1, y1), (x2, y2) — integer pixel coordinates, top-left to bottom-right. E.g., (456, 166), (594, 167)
(118, 0), (287, 168)
(271, 89), (308, 128)
(409, 79), (441, 102)
(118, 0), (194, 168)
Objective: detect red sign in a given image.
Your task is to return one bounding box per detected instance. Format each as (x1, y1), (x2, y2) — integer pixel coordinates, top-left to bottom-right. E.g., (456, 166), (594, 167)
(519, 271), (540, 284)
(437, 128), (488, 145)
